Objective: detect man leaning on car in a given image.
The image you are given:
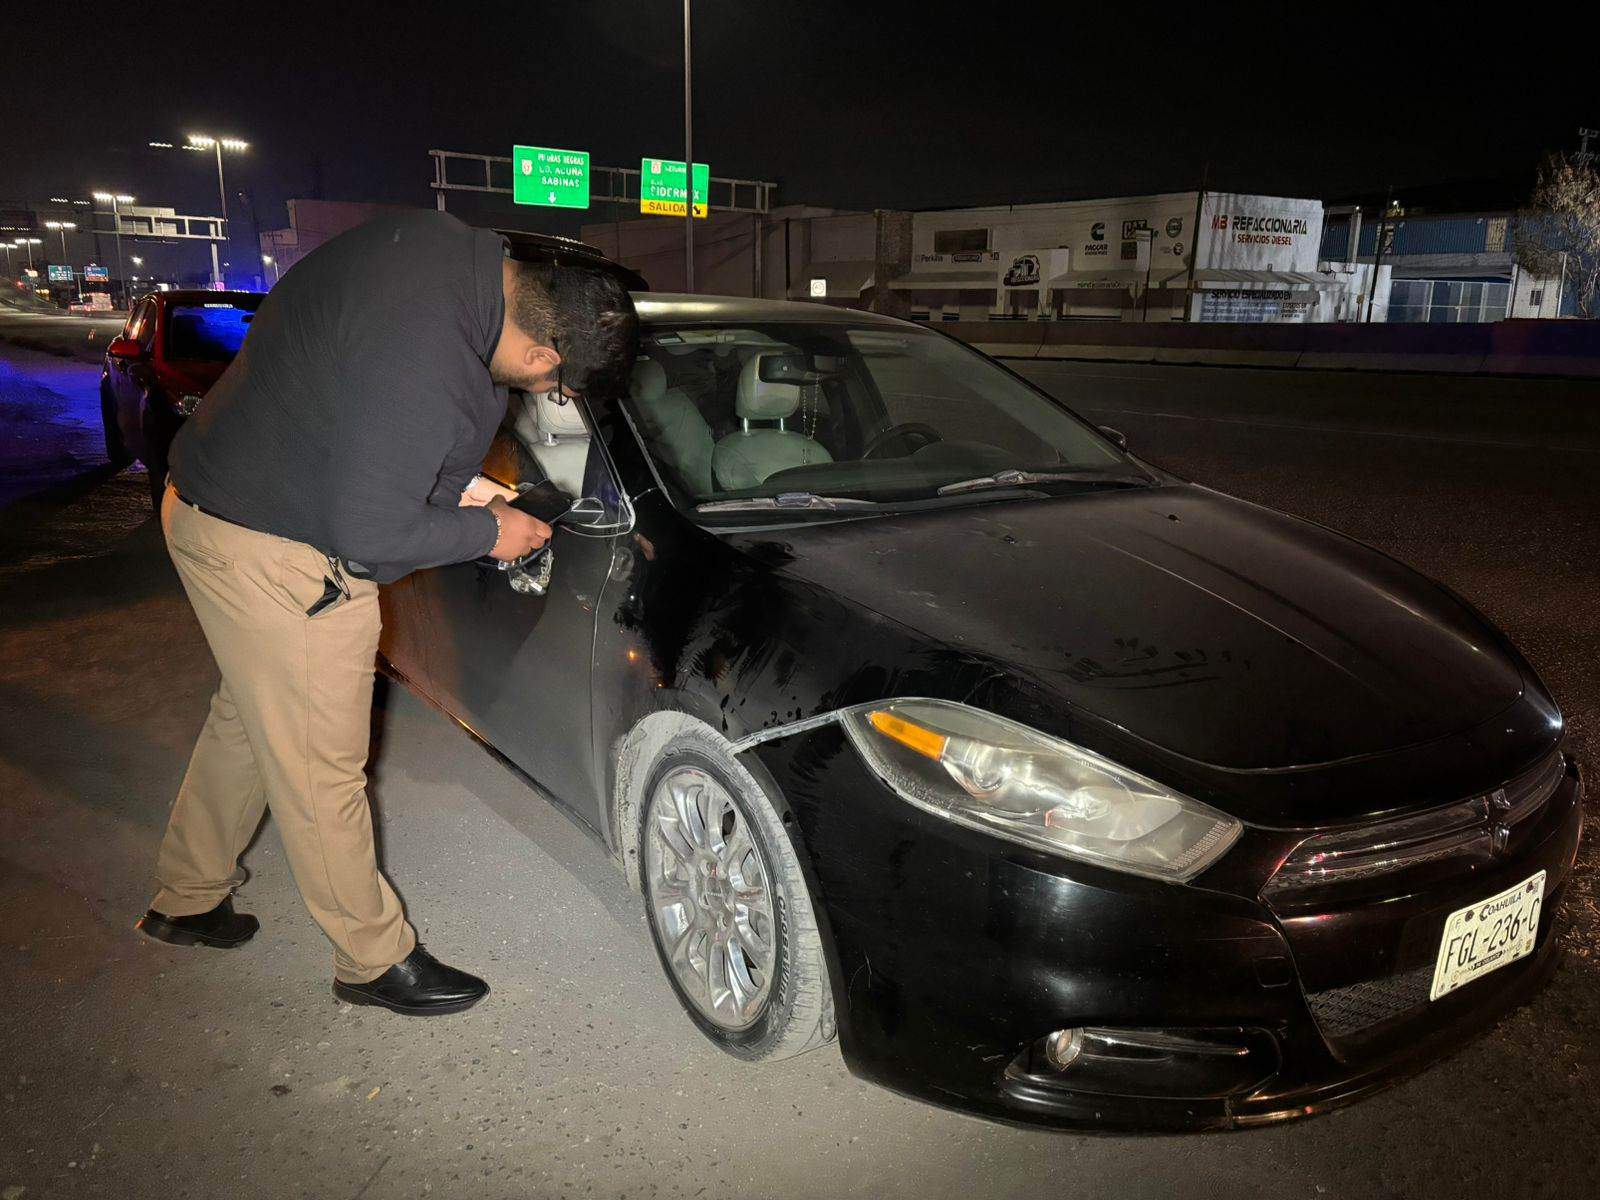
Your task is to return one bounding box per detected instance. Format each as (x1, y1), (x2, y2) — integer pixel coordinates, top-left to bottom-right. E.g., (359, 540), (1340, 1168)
(134, 211), (638, 1015)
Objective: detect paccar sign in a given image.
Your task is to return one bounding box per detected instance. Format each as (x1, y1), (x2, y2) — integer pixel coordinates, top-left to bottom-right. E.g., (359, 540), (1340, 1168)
(641, 158), (709, 218)
(512, 145), (590, 209)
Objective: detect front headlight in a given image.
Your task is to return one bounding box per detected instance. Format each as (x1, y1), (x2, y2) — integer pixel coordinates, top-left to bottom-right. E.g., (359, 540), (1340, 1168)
(840, 698), (1240, 883)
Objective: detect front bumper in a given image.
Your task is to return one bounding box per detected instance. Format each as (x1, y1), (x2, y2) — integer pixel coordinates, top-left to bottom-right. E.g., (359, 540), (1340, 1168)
(748, 728), (1584, 1132)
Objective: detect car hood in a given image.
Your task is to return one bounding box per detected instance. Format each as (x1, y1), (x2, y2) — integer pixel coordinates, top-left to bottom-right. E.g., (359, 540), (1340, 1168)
(725, 485), (1525, 772)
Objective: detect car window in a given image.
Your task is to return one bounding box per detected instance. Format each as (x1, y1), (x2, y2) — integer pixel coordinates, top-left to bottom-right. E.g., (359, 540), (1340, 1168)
(124, 300), (152, 342)
(624, 321), (1142, 514)
(136, 300), (160, 350)
(164, 298), (262, 362)
(483, 391), (631, 530)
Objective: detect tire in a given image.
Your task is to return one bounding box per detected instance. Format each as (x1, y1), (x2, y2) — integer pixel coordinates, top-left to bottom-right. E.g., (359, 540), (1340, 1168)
(638, 729), (833, 1061)
(101, 384), (132, 468)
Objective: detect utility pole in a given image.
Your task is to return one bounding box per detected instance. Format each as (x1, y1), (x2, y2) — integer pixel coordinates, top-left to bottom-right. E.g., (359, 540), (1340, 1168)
(1180, 161), (1208, 322)
(1365, 186), (1396, 323)
(682, 0), (695, 293)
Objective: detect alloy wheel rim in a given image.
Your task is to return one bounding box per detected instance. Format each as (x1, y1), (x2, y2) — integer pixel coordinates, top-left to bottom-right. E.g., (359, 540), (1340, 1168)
(645, 766), (776, 1030)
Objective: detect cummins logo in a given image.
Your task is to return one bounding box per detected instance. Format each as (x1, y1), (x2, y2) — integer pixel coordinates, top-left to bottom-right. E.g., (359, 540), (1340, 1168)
(1090, 222), (1105, 241)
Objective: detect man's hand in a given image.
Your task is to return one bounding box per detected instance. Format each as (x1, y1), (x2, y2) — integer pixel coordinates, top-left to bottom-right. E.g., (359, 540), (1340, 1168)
(486, 495), (552, 562)
(459, 474), (520, 507)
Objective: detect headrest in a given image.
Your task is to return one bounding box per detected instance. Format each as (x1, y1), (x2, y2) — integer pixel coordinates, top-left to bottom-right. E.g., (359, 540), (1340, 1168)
(536, 390), (589, 439)
(736, 354), (801, 421)
(512, 389), (588, 446)
(631, 359), (667, 400)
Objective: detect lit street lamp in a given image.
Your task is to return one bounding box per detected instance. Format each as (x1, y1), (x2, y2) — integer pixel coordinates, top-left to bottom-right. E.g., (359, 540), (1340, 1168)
(93, 192), (135, 308)
(151, 133), (248, 286)
(262, 253), (279, 284)
(16, 237), (42, 268)
(44, 219), (76, 263)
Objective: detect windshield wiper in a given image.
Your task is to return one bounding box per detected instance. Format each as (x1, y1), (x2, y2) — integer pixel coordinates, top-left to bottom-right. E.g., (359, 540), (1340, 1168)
(695, 492), (879, 513)
(936, 468), (1150, 496)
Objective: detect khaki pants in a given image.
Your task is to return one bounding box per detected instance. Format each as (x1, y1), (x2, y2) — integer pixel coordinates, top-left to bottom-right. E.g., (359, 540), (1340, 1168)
(152, 484), (415, 983)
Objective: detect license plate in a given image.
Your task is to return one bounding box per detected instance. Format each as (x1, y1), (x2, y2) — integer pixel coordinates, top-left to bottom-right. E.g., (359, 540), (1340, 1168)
(1430, 871), (1545, 1001)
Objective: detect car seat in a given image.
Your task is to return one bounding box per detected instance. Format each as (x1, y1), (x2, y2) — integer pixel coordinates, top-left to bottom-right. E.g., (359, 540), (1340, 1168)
(510, 388), (590, 498)
(711, 353), (832, 490)
(630, 360), (715, 496)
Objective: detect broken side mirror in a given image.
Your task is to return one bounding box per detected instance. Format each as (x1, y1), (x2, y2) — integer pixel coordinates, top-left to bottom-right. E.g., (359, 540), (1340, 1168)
(566, 496), (608, 527)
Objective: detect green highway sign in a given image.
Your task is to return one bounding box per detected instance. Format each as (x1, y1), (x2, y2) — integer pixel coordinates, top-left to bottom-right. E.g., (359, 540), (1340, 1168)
(640, 158), (709, 218)
(512, 145), (591, 209)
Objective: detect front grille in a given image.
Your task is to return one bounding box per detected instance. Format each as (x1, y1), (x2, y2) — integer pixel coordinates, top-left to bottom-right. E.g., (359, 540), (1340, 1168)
(1306, 964), (1433, 1039)
(1265, 750), (1564, 895)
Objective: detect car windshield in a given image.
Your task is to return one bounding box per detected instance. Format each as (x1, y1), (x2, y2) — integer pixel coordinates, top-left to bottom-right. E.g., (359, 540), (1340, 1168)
(164, 298), (262, 362)
(624, 321), (1147, 515)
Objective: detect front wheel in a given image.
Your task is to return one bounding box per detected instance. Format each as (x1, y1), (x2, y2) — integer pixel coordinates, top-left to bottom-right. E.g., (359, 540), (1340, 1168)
(639, 731), (833, 1061)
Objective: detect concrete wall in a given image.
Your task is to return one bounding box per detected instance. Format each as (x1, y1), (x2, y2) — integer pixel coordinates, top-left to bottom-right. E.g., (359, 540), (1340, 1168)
(580, 206), (862, 298)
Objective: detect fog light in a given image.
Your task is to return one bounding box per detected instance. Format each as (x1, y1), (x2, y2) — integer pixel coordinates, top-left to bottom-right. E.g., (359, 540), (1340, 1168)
(1044, 1027), (1084, 1071)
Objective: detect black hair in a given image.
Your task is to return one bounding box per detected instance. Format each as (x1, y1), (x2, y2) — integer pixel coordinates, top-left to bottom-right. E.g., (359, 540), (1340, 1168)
(507, 261), (639, 397)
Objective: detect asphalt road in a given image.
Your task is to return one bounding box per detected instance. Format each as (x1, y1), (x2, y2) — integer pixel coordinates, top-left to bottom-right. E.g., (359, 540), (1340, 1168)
(0, 301), (123, 364)
(2, 336), (1598, 1199)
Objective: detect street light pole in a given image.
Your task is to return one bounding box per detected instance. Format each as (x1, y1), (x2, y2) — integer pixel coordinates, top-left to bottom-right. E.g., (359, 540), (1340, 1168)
(95, 193), (134, 309)
(683, 0), (694, 293)
(158, 134), (247, 286)
(46, 221), (75, 262)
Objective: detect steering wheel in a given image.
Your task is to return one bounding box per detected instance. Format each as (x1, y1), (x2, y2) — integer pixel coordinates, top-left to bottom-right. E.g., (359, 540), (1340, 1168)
(861, 421), (943, 460)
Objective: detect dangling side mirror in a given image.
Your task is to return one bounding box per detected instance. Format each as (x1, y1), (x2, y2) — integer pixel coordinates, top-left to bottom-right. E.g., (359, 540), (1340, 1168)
(566, 496), (608, 527)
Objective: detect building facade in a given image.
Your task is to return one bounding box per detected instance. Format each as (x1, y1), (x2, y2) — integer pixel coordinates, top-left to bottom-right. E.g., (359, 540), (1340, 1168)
(587, 191), (1391, 324)
(1319, 208), (1571, 322)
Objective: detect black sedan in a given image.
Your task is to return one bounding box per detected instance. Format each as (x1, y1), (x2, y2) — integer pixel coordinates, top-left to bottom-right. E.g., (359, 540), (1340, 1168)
(377, 294), (1582, 1131)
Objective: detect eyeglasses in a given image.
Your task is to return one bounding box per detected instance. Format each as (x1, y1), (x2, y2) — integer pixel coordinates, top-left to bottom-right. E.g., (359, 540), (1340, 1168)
(550, 335), (577, 405)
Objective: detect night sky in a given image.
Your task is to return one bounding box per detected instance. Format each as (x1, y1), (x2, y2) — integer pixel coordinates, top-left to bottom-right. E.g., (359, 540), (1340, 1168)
(7, 2), (1595, 237)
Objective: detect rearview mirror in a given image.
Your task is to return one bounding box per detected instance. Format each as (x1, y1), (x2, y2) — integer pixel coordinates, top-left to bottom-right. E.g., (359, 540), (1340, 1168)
(107, 336), (145, 360)
(758, 354), (831, 385)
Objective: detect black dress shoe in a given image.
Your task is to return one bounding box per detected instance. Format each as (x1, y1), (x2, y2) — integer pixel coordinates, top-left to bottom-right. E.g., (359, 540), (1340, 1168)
(136, 896), (259, 948)
(332, 946), (489, 1016)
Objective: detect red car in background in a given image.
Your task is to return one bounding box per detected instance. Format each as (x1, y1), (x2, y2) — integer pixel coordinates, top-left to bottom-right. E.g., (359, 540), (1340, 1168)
(100, 289), (262, 506)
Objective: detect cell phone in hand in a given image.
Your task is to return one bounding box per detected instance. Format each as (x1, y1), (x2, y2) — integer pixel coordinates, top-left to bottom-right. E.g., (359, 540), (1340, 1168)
(508, 479), (577, 527)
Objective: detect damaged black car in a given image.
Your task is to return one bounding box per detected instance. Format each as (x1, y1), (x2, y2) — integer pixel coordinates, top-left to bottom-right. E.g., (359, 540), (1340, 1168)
(378, 293), (1583, 1131)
